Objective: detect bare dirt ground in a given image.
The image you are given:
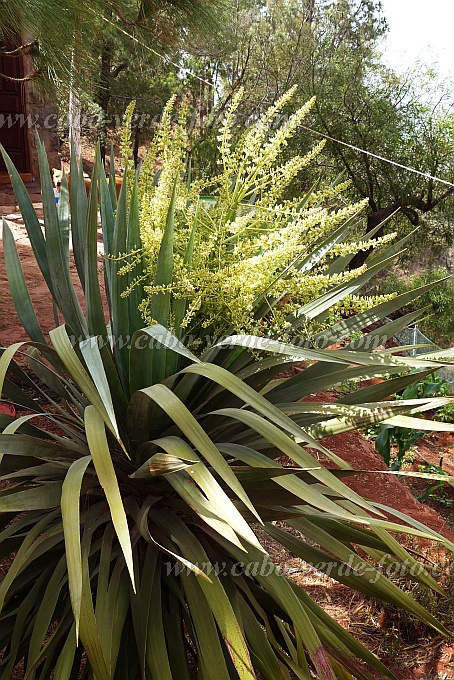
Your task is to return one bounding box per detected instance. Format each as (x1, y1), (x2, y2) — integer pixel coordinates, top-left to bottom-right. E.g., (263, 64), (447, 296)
(1, 181), (454, 678)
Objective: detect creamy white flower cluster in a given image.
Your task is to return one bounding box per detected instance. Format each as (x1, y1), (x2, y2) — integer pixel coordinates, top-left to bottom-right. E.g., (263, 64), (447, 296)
(118, 89), (396, 340)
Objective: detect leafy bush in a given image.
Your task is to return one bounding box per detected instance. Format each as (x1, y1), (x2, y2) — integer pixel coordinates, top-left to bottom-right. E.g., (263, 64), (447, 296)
(417, 463), (453, 507)
(374, 373), (451, 470)
(436, 402), (454, 423)
(1, 111), (454, 679)
(382, 267), (454, 347)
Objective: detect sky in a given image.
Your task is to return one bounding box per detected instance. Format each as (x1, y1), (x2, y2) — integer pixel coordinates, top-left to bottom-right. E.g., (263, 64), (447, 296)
(379, 0), (454, 77)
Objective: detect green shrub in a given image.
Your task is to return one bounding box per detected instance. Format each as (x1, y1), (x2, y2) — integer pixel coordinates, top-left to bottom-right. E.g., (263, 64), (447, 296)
(373, 373), (451, 470)
(435, 402), (454, 423)
(382, 267), (454, 347)
(1, 107), (454, 679)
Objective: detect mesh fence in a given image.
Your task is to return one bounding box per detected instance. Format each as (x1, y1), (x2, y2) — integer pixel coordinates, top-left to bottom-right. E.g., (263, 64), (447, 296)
(391, 323), (454, 384)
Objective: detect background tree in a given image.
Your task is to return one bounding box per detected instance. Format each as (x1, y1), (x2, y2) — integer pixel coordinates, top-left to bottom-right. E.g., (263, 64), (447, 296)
(187, 0), (454, 262)
(0, 0), (227, 161)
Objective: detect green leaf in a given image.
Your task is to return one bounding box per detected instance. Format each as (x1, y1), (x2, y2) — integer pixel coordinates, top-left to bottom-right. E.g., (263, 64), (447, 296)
(154, 439), (253, 549)
(254, 210), (359, 318)
(267, 522), (449, 636)
(84, 149), (108, 341)
(211, 407), (378, 519)
(126, 174), (145, 336)
(383, 413), (454, 431)
(53, 624), (78, 679)
(0, 143), (53, 292)
(136, 383), (263, 526)
(84, 406), (135, 590)
(50, 326), (120, 441)
(61, 455), (92, 641)
(130, 545), (156, 678)
(78, 511), (110, 680)
(79, 337), (123, 444)
(110, 173), (130, 393)
(57, 169), (70, 271)
(129, 324), (200, 393)
(109, 144), (118, 209)
(25, 555), (68, 678)
(153, 509), (256, 680)
(99, 168), (115, 295)
(36, 134), (87, 338)
(216, 529), (336, 680)
(2, 219), (47, 344)
(290, 254), (401, 325)
(0, 482), (62, 511)
(149, 176), (178, 383)
(69, 139), (86, 289)
(0, 509), (62, 613)
(145, 556), (174, 680)
(181, 571), (232, 680)
(183, 363), (383, 515)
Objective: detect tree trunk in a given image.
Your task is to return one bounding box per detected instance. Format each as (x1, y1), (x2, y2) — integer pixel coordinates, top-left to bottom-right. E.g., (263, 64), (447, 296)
(69, 50), (81, 163)
(349, 203), (401, 270)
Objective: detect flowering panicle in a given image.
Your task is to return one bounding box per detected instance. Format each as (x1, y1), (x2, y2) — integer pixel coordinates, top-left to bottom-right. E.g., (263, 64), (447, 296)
(119, 89), (396, 342)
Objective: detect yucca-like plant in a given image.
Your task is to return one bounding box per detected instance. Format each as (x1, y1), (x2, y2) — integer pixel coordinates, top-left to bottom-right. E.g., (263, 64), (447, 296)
(1, 123), (454, 680)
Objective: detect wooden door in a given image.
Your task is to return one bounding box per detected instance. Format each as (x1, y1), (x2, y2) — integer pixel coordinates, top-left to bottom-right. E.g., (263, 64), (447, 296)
(0, 41), (30, 173)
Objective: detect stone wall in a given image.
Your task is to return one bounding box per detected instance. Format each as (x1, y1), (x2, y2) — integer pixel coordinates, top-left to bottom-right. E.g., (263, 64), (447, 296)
(22, 52), (60, 177)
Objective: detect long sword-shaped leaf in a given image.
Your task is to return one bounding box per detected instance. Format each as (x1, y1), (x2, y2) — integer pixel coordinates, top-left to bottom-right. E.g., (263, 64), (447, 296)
(136, 383), (262, 525)
(78, 511), (110, 680)
(211, 408), (377, 519)
(215, 529), (336, 680)
(69, 138), (86, 289)
(85, 149), (108, 341)
(184, 362), (384, 513)
(313, 279), (449, 348)
(50, 326), (119, 440)
(150, 177), (178, 383)
(53, 623), (77, 679)
(289, 254), (401, 326)
(129, 324), (200, 393)
(99, 167), (115, 296)
(181, 570), (232, 680)
(254, 211), (360, 318)
(84, 406), (134, 589)
(288, 583), (398, 679)
(2, 219), (46, 344)
(324, 213), (398, 276)
(36, 134), (87, 337)
(151, 176), (177, 327)
(79, 337), (123, 444)
(153, 509), (257, 680)
(152, 436), (258, 543)
(110, 174), (130, 393)
(266, 522), (449, 636)
(58, 170), (70, 271)
(109, 144), (117, 209)
(25, 556), (70, 679)
(0, 144), (53, 292)
(130, 544), (157, 678)
(126, 174), (145, 335)
(61, 455), (92, 641)
(0, 482), (62, 511)
(214, 334), (445, 370)
(146, 556), (175, 680)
